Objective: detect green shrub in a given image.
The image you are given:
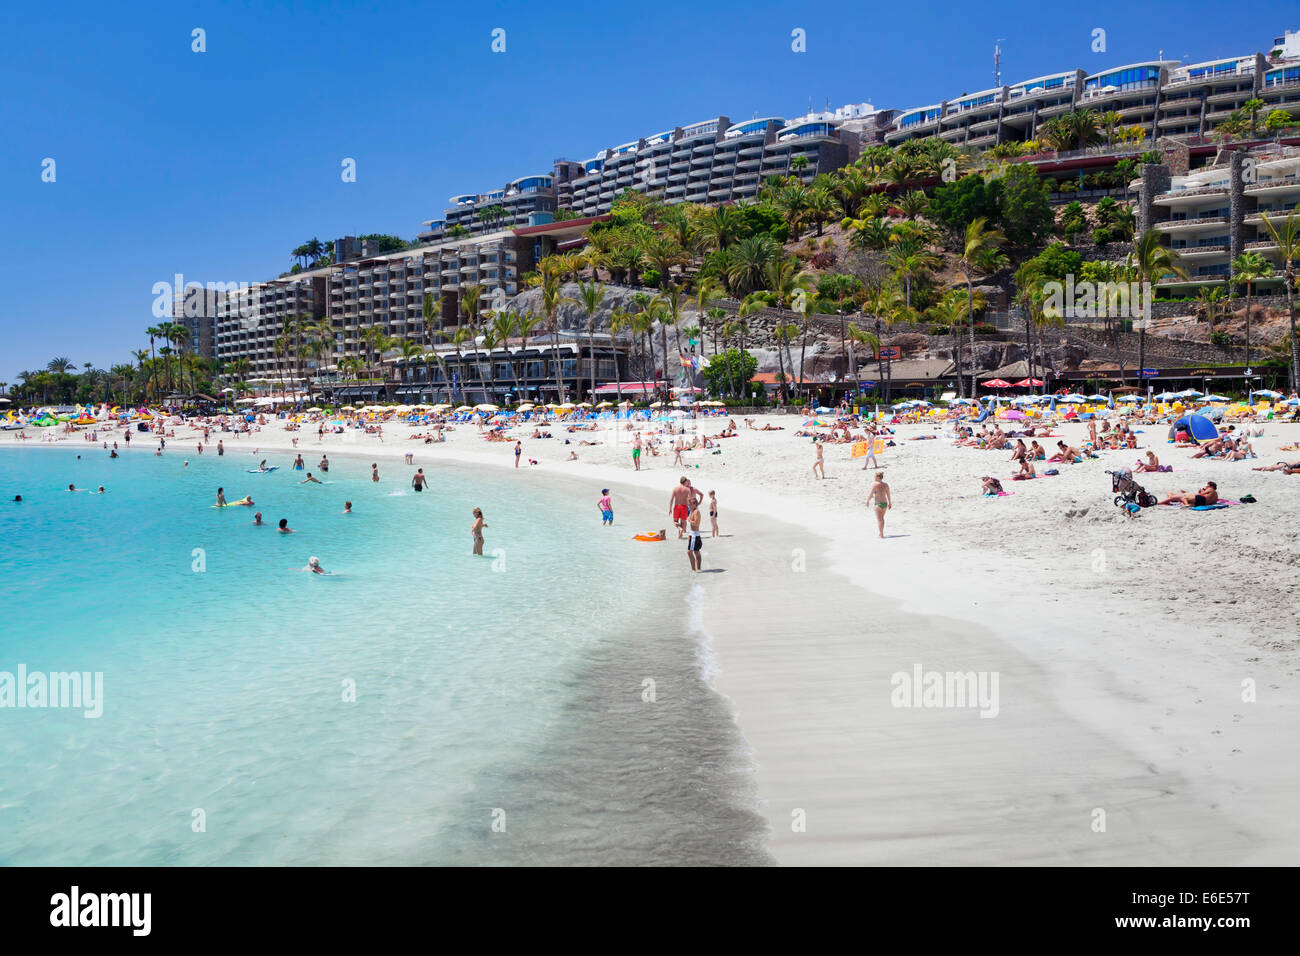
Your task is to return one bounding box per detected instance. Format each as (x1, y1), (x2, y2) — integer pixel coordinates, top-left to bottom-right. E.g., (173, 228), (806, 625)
(1210, 331), (1233, 348)
(1093, 226), (1114, 246)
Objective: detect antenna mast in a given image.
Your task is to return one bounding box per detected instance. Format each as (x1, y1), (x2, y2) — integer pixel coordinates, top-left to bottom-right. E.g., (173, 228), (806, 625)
(994, 40), (1005, 87)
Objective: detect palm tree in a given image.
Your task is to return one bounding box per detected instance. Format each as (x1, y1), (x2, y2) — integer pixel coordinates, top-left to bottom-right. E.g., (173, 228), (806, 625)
(1194, 286), (1227, 328)
(422, 293), (442, 350)
(764, 257), (816, 400)
(641, 233), (687, 288)
(847, 323), (881, 390)
(1258, 208), (1300, 390)
(632, 310), (656, 383)
(47, 357), (74, 374)
(656, 284), (690, 392)
(449, 326), (476, 402)
(726, 234), (781, 295)
(955, 217), (1008, 397)
(576, 280), (607, 402)
(886, 244), (939, 311)
(705, 306), (728, 355)
(609, 306), (634, 404)
(396, 339), (425, 395)
(698, 204), (745, 252)
(693, 276), (720, 349)
(1012, 261), (1046, 391)
(539, 269), (577, 402)
(1243, 98), (1266, 137)
(1129, 229), (1188, 386)
(513, 311), (545, 399)
(490, 310), (522, 398)
(1231, 251), (1275, 372)
(842, 216), (893, 252)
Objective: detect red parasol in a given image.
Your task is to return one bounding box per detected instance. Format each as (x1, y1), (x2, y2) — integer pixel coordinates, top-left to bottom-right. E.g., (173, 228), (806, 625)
(1013, 378), (1043, 387)
(982, 379), (1013, 388)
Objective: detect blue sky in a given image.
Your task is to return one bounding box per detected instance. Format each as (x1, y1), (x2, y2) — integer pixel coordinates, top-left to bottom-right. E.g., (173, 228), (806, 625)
(2, 0), (1296, 381)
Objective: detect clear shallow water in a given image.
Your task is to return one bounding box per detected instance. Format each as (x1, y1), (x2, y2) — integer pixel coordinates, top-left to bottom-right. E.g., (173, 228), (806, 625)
(0, 445), (769, 865)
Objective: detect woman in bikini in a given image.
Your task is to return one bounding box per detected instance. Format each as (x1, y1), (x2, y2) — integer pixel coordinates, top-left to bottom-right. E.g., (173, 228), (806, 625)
(471, 508), (488, 556)
(866, 472), (891, 539)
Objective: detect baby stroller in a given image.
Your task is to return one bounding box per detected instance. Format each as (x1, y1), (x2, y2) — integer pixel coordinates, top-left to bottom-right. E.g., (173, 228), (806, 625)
(1107, 468), (1157, 516)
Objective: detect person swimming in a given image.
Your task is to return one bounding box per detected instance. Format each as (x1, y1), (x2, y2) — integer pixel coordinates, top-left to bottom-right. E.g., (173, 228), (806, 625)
(343, 501), (352, 514)
(253, 512), (263, 525)
(299, 556), (328, 575)
(278, 518), (294, 533)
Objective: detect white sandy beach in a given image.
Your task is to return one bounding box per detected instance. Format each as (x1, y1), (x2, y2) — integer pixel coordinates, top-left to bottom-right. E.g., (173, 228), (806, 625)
(10, 410), (1299, 865)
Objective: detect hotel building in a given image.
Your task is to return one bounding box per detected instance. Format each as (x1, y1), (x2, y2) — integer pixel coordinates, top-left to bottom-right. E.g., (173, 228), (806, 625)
(1136, 145), (1300, 293)
(886, 28), (1300, 148)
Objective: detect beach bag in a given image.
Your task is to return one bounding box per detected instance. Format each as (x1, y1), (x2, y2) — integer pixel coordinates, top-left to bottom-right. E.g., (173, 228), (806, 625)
(1240, 494), (1257, 504)
(1138, 492), (1158, 508)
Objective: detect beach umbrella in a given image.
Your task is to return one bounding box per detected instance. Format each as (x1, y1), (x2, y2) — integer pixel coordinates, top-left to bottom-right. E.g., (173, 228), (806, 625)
(474, 404), (499, 412)
(574, 402), (593, 408)
(1254, 389), (1283, 399)
(982, 379), (1013, 388)
(1116, 395), (1142, 403)
(1201, 394), (1231, 403)
(1012, 378), (1043, 387)
(454, 405), (472, 413)
(999, 409), (1026, 420)
(1085, 394), (1109, 401)
(1282, 398), (1300, 406)
(595, 401), (613, 408)
(1176, 389), (1204, 399)
(649, 401), (664, 408)
(949, 397), (978, 405)
(1154, 391), (1178, 401)
(815, 406), (833, 413)
(516, 403), (535, 411)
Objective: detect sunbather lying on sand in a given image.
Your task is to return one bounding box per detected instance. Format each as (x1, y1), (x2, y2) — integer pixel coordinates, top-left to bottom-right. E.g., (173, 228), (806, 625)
(1252, 461), (1300, 474)
(1158, 482), (1218, 507)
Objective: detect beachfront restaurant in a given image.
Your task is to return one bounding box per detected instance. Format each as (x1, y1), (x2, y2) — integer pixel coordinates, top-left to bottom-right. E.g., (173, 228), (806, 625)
(391, 334), (632, 405)
(1057, 364), (1290, 396)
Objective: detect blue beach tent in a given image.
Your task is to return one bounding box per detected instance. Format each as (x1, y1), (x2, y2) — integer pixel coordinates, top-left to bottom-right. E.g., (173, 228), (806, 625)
(1170, 413), (1218, 443)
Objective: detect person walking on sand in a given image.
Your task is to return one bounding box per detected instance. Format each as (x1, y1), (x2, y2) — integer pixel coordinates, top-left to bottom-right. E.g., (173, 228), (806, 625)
(632, 432), (642, 471)
(669, 476), (692, 538)
(598, 488), (613, 525)
(686, 501), (703, 571)
(514, 441), (522, 469)
(708, 490), (719, 537)
(866, 471), (892, 539)
(812, 439), (825, 479)
(471, 508), (488, 555)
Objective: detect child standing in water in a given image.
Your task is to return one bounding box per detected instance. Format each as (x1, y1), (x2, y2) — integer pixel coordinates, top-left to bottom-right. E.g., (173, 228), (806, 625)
(866, 471), (892, 539)
(597, 489), (613, 525)
(708, 490), (719, 537)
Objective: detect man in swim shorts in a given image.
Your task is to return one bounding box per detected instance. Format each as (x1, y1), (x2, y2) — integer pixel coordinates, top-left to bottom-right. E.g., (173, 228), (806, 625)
(412, 468), (428, 492)
(632, 433), (642, 471)
(669, 476), (692, 538)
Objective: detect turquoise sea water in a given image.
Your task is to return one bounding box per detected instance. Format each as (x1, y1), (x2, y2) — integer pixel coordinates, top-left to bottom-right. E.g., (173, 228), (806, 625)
(0, 445), (769, 865)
